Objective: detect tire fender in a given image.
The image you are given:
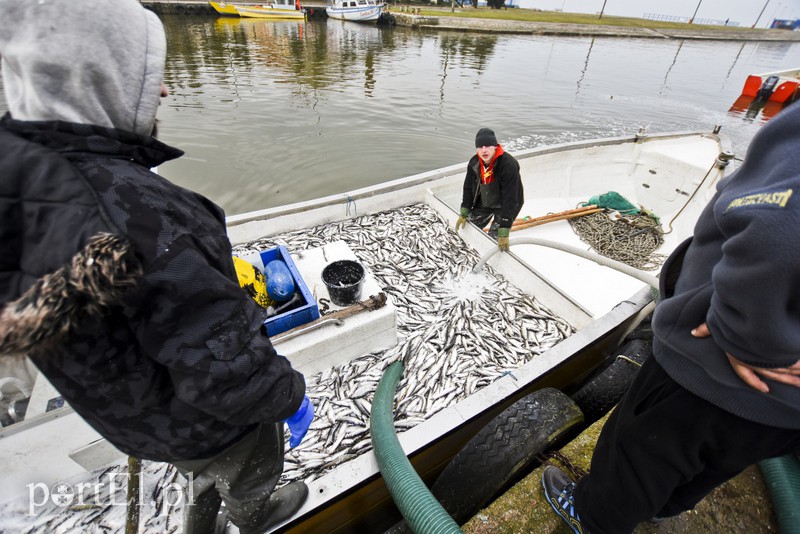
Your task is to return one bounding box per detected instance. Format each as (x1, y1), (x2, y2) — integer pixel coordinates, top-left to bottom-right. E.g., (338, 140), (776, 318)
(431, 387), (584, 524)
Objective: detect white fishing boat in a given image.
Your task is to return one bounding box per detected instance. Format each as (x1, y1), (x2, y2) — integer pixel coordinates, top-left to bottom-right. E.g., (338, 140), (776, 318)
(325, 0), (384, 22)
(0, 128), (734, 533)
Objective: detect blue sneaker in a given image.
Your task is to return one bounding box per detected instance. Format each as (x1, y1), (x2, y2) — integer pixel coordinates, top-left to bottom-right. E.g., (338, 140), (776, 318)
(542, 465), (587, 534)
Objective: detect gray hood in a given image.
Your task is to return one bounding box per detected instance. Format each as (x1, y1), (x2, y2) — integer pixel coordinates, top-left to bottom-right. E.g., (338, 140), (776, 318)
(0, 0), (166, 136)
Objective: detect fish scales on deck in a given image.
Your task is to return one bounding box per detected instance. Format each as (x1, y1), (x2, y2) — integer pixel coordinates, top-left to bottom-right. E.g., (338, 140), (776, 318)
(235, 203), (573, 486)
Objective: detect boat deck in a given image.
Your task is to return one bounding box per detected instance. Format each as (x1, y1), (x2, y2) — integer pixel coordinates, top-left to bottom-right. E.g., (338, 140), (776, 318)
(234, 203), (574, 487)
(433, 133), (724, 319)
(0, 203), (575, 531)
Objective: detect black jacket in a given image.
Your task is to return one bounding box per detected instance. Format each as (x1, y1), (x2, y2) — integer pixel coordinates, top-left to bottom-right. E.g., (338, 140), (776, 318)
(461, 150), (524, 229)
(652, 102), (800, 429)
(0, 115), (305, 461)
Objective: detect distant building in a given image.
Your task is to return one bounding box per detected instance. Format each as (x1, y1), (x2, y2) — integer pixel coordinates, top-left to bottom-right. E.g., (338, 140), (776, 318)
(470, 0), (519, 6)
(770, 19), (800, 30)
(475, 0), (519, 6)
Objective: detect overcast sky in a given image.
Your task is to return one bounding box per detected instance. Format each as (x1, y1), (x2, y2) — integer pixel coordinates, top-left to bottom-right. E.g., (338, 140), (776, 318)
(515, 0), (800, 28)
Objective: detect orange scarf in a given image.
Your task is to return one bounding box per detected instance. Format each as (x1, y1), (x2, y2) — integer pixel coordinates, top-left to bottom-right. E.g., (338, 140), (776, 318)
(479, 144), (504, 185)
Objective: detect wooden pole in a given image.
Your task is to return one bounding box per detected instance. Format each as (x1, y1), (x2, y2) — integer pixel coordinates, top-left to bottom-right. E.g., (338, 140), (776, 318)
(510, 206), (602, 231)
(752, 0), (770, 28)
(512, 205), (598, 225)
(688, 0), (702, 23)
(126, 456), (141, 534)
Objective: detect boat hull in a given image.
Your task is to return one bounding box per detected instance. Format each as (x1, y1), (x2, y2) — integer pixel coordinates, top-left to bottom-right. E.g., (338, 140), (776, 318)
(209, 1), (306, 19)
(741, 68), (800, 103)
(236, 5), (306, 19)
(209, 0), (239, 15)
(325, 3), (383, 21)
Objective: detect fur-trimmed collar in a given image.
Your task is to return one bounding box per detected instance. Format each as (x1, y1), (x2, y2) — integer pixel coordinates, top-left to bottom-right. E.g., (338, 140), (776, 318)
(0, 233), (142, 356)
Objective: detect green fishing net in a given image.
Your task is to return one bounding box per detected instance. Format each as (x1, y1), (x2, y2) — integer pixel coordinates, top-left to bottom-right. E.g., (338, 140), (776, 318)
(584, 191), (640, 214)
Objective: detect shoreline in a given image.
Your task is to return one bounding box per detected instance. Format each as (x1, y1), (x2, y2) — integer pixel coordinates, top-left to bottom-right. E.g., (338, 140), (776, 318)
(143, 1), (800, 42)
(389, 10), (800, 42)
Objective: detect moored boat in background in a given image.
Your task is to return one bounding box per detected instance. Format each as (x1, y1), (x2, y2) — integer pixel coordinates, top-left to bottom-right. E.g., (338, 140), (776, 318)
(325, 0), (384, 22)
(209, 0), (306, 20)
(740, 67), (800, 103)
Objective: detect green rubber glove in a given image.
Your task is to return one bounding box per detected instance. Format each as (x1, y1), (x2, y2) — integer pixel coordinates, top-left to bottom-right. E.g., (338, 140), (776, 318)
(497, 227), (510, 252)
(455, 207), (470, 232)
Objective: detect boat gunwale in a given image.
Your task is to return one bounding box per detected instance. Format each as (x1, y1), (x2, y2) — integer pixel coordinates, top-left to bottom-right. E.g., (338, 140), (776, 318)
(225, 129), (723, 229)
(751, 67), (800, 77)
(0, 404), (78, 440)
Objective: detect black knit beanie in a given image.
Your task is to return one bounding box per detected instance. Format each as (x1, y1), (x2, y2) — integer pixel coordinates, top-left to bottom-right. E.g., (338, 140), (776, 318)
(475, 128), (498, 148)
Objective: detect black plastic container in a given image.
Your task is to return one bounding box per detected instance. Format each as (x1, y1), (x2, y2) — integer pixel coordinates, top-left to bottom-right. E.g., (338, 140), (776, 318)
(322, 260), (365, 306)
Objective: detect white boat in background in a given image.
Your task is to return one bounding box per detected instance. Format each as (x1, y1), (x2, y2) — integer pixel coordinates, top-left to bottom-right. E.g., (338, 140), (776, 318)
(0, 128), (735, 532)
(325, 0), (384, 22)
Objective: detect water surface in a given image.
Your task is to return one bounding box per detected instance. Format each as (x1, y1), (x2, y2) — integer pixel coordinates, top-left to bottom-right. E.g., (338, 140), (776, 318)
(3, 16), (799, 216)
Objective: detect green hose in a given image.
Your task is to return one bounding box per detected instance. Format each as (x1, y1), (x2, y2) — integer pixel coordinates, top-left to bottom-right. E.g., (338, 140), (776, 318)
(758, 454), (800, 534)
(370, 361), (463, 534)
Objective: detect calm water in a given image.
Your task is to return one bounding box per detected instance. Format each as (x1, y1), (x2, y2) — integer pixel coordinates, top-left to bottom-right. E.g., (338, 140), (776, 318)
(3, 16), (800, 216)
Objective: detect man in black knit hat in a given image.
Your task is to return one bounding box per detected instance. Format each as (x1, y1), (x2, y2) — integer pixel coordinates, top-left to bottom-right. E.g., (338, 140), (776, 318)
(455, 128), (524, 252)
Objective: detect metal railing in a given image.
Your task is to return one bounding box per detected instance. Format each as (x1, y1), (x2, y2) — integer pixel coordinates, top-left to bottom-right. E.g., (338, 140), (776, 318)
(643, 12), (740, 27)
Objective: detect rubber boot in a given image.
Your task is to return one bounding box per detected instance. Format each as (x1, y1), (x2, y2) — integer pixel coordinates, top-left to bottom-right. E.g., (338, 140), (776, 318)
(238, 481), (309, 534)
(183, 483), (223, 534)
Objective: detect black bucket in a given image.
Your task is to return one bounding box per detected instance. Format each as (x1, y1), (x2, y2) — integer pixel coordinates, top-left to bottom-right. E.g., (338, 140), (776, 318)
(321, 260), (365, 306)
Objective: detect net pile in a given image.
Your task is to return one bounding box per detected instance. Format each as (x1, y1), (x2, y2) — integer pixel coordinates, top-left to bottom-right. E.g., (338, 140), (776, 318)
(569, 211), (665, 271)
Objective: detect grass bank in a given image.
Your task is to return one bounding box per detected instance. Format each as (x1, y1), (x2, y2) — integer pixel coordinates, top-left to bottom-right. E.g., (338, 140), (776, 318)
(414, 6), (754, 32)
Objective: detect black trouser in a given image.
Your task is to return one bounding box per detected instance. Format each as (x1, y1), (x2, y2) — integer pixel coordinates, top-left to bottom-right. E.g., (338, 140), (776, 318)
(574, 357), (800, 534)
(174, 422), (284, 534)
(469, 207), (501, 238)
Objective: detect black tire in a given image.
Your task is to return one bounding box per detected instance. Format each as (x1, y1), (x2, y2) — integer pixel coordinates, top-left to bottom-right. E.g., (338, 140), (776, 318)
(430, 387), (584, 524)
(571, 337), (652, 424)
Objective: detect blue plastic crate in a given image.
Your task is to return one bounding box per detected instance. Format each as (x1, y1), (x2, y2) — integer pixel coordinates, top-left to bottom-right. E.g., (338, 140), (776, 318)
(258, 246), (320, 337)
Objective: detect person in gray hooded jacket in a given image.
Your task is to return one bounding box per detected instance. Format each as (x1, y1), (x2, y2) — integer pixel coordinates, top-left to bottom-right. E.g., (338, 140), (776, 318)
(0, 1), (311, 532)
(542, 101), (800, 534)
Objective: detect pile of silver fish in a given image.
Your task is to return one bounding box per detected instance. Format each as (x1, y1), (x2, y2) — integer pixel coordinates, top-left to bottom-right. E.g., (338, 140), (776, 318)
(235, 203), (573, 486)
(0, 461), (181, 533)
(1, 203), (572, 533)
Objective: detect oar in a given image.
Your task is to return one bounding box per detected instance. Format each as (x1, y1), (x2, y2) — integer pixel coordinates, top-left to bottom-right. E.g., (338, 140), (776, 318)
(510, 205), (602, 231)
(481, 205), (601, 232)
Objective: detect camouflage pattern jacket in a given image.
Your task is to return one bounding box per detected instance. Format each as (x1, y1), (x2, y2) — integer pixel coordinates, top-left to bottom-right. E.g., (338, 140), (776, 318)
(0, 115), (306, 461)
